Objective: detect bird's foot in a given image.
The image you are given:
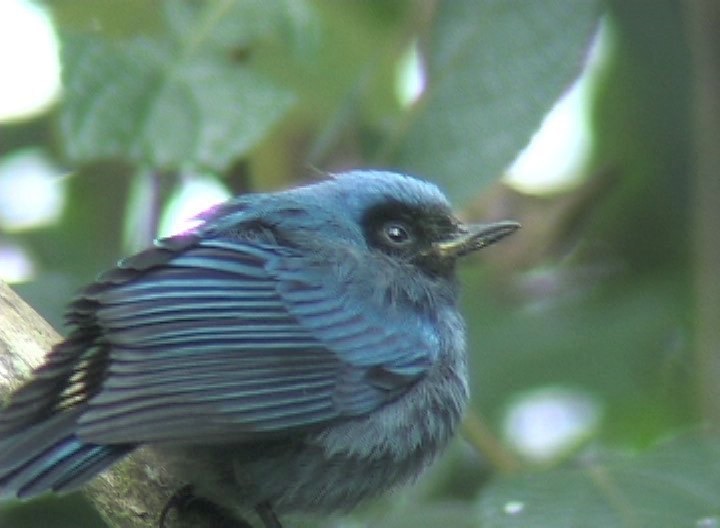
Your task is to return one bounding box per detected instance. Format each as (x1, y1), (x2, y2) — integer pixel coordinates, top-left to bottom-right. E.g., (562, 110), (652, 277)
(158, 484), (254, 528)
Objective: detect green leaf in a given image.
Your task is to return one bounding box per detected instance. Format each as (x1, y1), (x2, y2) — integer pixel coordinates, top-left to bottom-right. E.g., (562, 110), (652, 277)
(164, 0), (311, 50)
(0, 493), (106, 528)
(372, 502), (479, 528)
(476, 433), (720, 528)
(392, 0), (601, 202)
(460, 265), (693, 447)
(58, 8), (295, 171)
(50, 0), (164, 37)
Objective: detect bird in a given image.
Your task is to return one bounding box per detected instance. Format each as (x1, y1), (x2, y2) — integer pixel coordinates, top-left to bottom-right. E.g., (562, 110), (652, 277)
(0, 170), (519, 528)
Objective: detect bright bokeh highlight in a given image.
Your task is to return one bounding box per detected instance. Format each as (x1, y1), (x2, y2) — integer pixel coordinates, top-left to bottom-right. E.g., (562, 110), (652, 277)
(505, 21), (612, 194)
(396, 40), (426, 108)
(0, 243), (35, 283)
(503, 386), (602, 461)
(0, 0), (61, 122)
(0, 149), (66, 230)
(158, 175), (232, 238)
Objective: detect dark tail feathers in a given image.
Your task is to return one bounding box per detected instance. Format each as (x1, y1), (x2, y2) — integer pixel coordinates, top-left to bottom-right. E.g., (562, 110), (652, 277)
(0, 407), (133, 499)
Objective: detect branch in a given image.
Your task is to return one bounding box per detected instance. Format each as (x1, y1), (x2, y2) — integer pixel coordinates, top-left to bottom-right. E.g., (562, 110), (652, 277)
(686, 0), (720, 426)
(0, 280), (213, 528)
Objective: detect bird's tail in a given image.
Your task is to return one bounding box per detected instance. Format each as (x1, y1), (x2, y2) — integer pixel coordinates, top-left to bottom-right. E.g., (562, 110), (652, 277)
(0, 406), (133, 499)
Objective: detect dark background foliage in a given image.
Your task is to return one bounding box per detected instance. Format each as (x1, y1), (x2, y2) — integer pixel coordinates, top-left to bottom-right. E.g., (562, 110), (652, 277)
(1, 1), (718, 527)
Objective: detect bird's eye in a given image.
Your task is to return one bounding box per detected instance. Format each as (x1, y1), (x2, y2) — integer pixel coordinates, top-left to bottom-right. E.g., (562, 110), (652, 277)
(381, 221), (414, 246)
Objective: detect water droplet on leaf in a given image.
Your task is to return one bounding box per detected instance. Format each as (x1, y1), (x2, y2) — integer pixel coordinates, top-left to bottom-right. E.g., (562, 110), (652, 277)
(503, 500), (525, 515)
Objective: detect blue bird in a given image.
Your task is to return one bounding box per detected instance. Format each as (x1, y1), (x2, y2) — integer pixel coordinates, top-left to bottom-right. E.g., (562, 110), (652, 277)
(0, 171), (519, 528)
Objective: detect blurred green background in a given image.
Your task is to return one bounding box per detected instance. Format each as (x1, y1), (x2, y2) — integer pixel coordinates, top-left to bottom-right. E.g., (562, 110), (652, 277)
(1, 0), (718, 527)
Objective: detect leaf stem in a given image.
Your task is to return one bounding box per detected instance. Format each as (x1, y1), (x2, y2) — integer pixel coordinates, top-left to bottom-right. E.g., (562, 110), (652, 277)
(462, 408), (523, 474)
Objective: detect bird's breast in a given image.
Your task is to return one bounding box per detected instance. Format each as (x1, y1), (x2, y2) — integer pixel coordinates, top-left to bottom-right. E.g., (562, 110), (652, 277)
(286, 308), (469, 511)
(158, 308), (469, 516)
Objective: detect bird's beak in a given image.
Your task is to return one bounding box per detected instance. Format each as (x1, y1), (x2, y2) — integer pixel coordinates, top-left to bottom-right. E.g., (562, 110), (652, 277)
(432, 220), (521, 258)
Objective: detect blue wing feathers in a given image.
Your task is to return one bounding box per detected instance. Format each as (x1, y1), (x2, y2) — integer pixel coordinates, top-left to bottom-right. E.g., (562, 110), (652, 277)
(0, 341), (85, 433)
(107, 349), (335, 372)
(108, 326), (315, 347)
(98, 299), (285, 323)
(0, 408), (132, 499)
(3, 235), (435, 450)
(0, 204), (445, 497)
(78, 405), (337, 443)
(95, 372), (336, 402)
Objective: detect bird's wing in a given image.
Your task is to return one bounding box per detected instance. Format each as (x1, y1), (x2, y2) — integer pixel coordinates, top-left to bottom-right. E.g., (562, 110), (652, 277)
(70, 235), (433, 444)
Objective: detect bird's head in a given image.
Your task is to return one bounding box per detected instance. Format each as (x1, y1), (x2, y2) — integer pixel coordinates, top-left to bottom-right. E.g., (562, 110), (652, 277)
(201, 171), (519, 279)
